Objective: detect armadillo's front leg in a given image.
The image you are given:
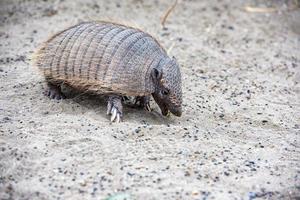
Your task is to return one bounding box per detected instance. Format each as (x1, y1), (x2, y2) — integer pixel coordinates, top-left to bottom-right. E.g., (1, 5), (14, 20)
(134, 96), (151, 112)
(107, 95), (123, 123)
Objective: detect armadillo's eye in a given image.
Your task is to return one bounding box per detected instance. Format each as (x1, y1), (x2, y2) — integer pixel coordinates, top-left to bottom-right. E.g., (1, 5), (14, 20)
(162, 89), (169, 96)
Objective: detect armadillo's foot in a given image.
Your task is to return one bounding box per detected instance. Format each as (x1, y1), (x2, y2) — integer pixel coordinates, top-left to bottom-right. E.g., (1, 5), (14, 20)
(107, 95), (123, 123)
(134, 96), (151, 112)
(44, 83), (65, 100)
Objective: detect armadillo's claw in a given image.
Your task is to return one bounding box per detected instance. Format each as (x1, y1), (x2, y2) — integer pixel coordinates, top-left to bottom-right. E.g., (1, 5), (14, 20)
(134, 96), (152, 112)
(116, 113), (121, 123)
(107, 95), (123, 123)
(110, 107), (117, 122)
(145, 103), (151, 112)
(110, 107), (122, 123)
(166, 111), (171, 117)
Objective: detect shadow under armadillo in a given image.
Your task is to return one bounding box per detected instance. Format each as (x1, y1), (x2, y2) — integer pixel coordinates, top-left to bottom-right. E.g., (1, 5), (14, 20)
(58, 84), (177, 125)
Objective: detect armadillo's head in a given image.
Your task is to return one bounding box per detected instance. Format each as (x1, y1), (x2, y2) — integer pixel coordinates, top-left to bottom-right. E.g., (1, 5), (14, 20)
(151, 57), (182, 117)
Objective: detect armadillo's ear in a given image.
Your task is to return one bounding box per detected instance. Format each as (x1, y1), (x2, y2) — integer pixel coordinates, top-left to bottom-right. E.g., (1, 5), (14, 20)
(151, 68), (162, 81)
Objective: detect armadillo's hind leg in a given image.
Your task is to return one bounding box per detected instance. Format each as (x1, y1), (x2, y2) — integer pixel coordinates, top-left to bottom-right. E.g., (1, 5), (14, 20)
(134, 96), (151, 112)
(107, 95), (123, 123)
(44, 83), (65, 100)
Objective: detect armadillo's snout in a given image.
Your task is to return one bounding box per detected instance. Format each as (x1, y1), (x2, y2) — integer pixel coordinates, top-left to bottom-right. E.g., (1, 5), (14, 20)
(169, 106), (182, 117)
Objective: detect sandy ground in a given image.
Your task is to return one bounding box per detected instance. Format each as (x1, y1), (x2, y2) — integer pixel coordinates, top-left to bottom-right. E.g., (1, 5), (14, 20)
(0, 0), (299, 199)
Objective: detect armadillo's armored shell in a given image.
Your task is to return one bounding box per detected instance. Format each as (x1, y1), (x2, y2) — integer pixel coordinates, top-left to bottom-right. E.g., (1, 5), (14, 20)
(35, 21), (167, 96)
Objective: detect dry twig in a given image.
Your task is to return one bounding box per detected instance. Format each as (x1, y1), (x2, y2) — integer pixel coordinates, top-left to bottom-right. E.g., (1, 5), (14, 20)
(244, 6), (277, 13)
(167, 42), (176, 55)
(244, 0), (299, 13)
(161, 0), (178, 28)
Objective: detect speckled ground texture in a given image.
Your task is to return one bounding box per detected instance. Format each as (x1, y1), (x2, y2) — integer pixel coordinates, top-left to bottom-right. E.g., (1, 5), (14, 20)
(0, 0), (299, 199)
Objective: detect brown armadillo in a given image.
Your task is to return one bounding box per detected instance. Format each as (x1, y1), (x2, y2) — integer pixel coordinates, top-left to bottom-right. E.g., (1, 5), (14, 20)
(34, 21), (182, 122)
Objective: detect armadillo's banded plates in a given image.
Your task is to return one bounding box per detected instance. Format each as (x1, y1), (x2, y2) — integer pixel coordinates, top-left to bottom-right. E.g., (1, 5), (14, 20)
(35, 21), (167, 96)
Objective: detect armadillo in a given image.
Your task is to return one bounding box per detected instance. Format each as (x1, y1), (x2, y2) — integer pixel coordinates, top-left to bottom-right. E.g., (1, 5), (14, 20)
(34, 21), (182, 122)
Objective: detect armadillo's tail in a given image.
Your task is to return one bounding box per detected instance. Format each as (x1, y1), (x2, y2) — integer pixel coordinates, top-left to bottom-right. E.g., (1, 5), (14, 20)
(31, 41), (47, 67)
